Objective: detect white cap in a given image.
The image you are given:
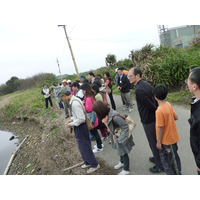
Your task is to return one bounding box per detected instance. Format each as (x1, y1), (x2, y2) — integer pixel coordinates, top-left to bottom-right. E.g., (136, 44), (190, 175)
(67, 80), (71, 83)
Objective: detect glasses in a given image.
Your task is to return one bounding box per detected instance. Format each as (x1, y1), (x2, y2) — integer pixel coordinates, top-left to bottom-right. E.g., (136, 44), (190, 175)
(128, 75), (135, 78)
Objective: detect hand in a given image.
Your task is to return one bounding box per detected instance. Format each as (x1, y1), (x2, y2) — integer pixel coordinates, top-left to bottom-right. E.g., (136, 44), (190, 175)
(66, 119), (73, 124)
(156, 141), (162, 149)
(196, 165), (200, 172)
(67, 123), (71, 129)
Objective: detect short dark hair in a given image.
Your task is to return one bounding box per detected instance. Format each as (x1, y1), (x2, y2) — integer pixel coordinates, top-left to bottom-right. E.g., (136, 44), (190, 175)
(92, 101), (110, 121)
(83, 78), (89, 83)
(65, 91), (71, 96)
(189, 67), (200, 89)
(153, 84), (168, 100)
(118, 67), (123, 71)
(43, 84), (47, 87)
(133, 67), (142, 78)
(97, 74), (102, 78)
(88, 72), (95, 77)
(121, 66), (125, 70)
(71, 82), (80, 88)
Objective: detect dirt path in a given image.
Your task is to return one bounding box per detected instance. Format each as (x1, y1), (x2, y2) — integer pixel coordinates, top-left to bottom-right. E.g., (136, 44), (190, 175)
(0, 93), (21, 109)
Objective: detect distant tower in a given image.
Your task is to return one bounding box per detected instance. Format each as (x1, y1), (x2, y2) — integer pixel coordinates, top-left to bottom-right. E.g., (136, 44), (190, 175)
(157, 25), (169, 46)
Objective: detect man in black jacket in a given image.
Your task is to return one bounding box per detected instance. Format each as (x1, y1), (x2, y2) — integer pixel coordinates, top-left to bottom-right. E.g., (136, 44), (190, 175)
(128, 67), (163, 173)
(117, 67), (133, 113)
(187, 67), (200, 175)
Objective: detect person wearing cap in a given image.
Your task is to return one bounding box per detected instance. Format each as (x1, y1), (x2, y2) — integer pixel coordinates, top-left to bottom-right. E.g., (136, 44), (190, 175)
(71, 81), (85, 101)
(79, 75), (86, 84)
(121, 66), (129, 75)
(50, 83), (64, 109)
(88, 72), (95, 84)
(67, 80), (74, 95)
(61, 80), (72, 118)
(115, 68), (119, 86)
(56, 89), (100, 173)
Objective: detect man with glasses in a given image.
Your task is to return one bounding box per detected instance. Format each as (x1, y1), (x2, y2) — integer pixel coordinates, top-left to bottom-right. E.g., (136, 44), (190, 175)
(186, 67), (200, 175)
(128, 67), (164, 173)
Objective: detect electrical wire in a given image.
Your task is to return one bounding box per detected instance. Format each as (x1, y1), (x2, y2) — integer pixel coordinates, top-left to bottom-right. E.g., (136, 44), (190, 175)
(69, 36), (159, 43)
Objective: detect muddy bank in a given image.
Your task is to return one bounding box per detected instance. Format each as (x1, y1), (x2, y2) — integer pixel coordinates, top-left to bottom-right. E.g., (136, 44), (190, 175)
(0, 98), (117, 175)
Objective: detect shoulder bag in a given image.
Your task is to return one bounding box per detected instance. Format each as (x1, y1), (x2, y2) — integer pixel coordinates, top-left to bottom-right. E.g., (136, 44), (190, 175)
(112, 114), (137, 138)
(106, 86), (111, 94)
(72, 99), (94, 131)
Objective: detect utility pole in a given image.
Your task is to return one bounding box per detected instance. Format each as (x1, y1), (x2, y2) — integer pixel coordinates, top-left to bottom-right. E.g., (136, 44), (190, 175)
(194, 25), (197, 43)
(56, 58), (62, 81)
(58, 25), (80, 78)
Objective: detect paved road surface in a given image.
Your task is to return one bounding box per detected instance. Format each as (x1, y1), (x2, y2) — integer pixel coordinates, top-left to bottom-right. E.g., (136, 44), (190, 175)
(92, 95), (197, 175)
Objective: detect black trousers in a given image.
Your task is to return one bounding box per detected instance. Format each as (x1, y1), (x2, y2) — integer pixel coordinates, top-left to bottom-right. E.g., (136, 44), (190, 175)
(190, 135), (200, 175)
(143, 122), (163, 169)
(45, 96), (53, 108)
(120, 154), (130, 171)
(109, 90), (116, 110)
(90, 127), (102, 149)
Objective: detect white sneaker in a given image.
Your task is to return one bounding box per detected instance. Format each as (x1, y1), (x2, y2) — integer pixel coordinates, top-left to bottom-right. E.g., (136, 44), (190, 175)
(87, 164), (100, 173)
(123, 107), (128, 111)
(118, 169), (130, 175)
(114, 162), (124, 170)
(93, 148), (103, 153)
(129, 109), (133, 113)
(101, 136), (108, 141)
(81, 164), (90, 169)
(94, 144), (104, 149)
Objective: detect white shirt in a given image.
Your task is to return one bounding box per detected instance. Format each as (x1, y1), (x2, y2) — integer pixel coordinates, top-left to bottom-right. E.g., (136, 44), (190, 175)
(43, 88), (50, 98)
(69, 96), (86, 127)
(76, 89), (84, 100)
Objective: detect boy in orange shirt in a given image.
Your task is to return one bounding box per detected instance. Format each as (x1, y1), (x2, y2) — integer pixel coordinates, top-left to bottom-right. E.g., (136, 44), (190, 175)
(153, 84), (182, 175)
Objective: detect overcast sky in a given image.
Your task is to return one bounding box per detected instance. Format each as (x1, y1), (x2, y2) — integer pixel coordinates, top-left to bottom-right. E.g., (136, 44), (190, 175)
(0, 0), (198, 85)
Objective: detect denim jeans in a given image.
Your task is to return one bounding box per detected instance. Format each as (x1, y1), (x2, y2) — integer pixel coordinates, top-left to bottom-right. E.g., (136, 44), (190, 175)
(58, 101), (64, 109)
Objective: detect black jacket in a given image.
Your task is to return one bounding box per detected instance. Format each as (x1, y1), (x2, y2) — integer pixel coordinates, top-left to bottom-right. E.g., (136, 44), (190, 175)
(135, 80), (157, 124)
(117, 74), (130, 93)
(188, 100), (200, 137)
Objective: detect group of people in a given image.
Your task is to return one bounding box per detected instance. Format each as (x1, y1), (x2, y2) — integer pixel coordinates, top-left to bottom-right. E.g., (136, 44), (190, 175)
(42, 66), (200, 175)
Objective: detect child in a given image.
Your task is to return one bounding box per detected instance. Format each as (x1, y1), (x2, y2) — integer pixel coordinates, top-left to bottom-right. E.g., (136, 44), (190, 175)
(153, 84), (182, 175)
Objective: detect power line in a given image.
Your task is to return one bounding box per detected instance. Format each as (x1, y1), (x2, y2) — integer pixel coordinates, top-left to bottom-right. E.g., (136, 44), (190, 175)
(69, 37), (159, 43)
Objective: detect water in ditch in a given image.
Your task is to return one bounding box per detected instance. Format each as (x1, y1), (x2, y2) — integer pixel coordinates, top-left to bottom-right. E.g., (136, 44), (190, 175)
(0, 130), (19, 175)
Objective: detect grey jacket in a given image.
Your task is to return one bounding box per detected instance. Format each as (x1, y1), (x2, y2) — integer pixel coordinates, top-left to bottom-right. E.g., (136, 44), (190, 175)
(53, 85), (71, 94)
(108, 109), (135, 156)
